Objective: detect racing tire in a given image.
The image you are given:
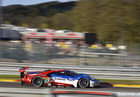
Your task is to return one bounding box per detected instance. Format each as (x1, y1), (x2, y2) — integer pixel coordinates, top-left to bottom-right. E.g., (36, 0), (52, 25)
(32, 76), (44, 87)
(77, 78), (90, 88)
(21, 81), (25, 86)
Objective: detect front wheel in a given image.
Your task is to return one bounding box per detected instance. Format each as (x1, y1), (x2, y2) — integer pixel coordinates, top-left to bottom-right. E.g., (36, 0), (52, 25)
(77, 78), (89, 88)
(32, 76), (44, 87)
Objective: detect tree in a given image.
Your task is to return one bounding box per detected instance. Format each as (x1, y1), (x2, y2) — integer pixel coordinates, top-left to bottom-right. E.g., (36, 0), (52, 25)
(22, 23), (29, 28)
(71, 0), (100, 32)
(97, 0), (127, 42)
(97, 0), (140, 42)
(71, 0), (140, 42)
(51, 13), (73, 30)
(124, 0), (140, 43)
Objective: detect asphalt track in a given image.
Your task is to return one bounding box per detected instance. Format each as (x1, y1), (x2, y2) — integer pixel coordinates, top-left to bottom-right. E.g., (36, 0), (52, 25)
(0, 82), (140, 93)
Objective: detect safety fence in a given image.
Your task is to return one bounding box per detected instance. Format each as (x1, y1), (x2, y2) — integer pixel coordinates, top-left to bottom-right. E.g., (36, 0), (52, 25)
(0, 42), (139, 67)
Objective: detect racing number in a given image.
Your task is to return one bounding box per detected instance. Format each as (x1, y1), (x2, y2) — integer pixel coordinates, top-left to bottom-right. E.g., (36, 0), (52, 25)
(44, 78), (50, 83)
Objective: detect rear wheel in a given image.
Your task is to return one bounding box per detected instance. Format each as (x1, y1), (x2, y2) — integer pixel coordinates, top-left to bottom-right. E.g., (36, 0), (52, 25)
(21, 80), (25, 85)
(77, 78), (89, 88)
(32, 76), (44, 87)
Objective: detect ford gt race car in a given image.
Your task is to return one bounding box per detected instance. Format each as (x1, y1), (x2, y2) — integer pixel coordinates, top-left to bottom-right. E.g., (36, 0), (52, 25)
(19, 67), (100, 88)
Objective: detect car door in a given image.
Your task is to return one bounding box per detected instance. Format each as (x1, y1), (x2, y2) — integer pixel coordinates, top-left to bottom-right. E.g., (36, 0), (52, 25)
(50, 71), (75, 85)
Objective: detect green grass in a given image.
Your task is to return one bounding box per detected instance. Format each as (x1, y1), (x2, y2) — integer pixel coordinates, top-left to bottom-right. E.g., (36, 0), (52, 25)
(0, 75), (20, 80)
(0, 75), (140, 85)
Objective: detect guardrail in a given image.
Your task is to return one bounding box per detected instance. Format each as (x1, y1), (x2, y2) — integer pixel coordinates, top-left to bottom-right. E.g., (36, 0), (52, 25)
(0, 87), (51, 97)
(0, 62), (140, 80)
(0, 87), (140, 97)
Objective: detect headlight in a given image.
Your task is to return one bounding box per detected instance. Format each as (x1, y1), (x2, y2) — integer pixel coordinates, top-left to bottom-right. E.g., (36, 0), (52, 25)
(91, 77), (96, 80)
(95, 79), (100, 83)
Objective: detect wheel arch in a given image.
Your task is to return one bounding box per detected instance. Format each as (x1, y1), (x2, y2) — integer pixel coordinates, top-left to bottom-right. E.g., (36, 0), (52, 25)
(77, 78), (90, 88)
(31, 76), (44, 87)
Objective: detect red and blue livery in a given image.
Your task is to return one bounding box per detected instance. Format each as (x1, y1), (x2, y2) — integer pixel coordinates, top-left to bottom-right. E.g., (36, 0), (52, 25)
(19, 67), (100, 88)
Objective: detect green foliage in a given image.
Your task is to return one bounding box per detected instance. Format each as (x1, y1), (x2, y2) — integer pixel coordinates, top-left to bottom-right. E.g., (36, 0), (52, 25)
(96, 0), (140, 42)
(40, 23), (48, 29)
(4, 21), (11, 24)
(3, 0), (140, 42)
(0, 75), (19, 79)
(71, 0), (140, 42)
(22, 23), (29, 28)
(51, 13), (74, 30)
(71, 0), (100, 32)
(3, 1), (76, 29)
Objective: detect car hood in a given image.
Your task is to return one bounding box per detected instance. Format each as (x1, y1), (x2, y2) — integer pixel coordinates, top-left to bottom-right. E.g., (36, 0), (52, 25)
(73, 73), (92, 80)
(79, 73), (90, 77)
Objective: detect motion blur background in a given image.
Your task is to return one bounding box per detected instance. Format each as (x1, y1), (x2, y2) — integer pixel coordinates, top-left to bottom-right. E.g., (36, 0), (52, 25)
(0, 0), (140, 97)
(0, 0), (139, 67)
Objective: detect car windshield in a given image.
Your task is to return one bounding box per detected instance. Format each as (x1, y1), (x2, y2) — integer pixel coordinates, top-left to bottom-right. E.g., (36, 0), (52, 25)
(65, 71), (81, 76)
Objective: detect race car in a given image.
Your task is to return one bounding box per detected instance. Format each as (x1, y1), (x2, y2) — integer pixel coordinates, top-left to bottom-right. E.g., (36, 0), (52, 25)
(19, 67), (100, 88)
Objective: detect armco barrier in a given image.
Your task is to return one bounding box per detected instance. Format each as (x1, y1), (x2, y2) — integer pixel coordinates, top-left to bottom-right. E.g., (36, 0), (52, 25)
(0, 62), (140, 80)
(0, 87), (140, 97)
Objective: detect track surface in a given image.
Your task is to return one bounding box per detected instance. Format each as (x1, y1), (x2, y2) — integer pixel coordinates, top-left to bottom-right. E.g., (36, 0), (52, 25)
(0, 82), (140, 93)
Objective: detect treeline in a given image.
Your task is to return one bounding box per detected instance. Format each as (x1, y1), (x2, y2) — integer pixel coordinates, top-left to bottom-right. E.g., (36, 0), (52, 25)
(3, 0), (140, 42)
(3, 1), (76, 29)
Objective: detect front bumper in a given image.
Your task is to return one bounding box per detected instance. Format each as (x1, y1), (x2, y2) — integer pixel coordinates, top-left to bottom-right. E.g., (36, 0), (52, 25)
(90, 79), (100, 87)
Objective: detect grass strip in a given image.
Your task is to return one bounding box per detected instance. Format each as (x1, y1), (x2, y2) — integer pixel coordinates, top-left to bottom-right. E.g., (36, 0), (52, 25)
(0, 75), (20, 80)
(0, 75), (140, 85)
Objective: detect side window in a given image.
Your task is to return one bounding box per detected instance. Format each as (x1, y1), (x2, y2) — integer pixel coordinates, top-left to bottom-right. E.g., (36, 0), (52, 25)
(65, 71), (80, 76)
(59, 71), (67, 76)
(65, 71), (73, 76)
(51, 71), (67, 76)
(48, 73), (53, 77)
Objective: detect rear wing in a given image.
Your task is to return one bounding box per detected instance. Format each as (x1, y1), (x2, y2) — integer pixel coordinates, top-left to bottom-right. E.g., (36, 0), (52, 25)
(19, 67), (29, 78)
(19, 67), (29, 72)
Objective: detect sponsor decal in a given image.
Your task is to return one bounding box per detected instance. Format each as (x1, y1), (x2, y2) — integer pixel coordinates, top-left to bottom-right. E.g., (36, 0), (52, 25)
(54, 77), (66, 81)
(68, 78), (74, 81)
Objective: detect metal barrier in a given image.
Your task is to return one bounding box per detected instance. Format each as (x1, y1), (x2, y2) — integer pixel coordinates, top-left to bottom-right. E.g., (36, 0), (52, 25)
(0, 87), (140, 97)
(0, 62), (140, 80)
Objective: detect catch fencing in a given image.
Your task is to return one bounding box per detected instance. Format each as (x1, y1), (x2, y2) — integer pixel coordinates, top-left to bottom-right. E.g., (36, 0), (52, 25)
(0, 42), (139, 67)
